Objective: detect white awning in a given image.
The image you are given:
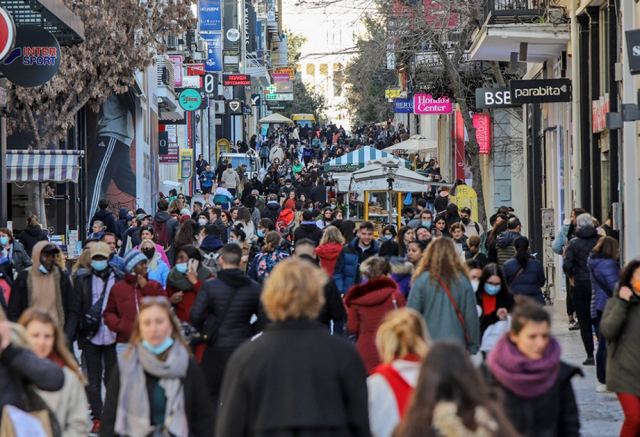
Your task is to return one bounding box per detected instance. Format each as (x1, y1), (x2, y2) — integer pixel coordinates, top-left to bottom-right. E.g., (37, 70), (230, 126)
(7, 150), (83, 183)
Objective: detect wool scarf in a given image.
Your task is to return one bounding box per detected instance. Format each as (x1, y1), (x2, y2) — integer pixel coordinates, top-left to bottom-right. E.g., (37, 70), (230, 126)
(115, 342), (189, 437)
(167, 264), (212, 291)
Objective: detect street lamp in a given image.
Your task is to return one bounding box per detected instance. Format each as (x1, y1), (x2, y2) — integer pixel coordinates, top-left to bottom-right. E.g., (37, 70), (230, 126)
(382, 162), (399, 227)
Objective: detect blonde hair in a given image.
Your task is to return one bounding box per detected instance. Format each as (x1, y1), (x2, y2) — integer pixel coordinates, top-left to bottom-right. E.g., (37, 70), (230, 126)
(18, 308), (86, 384)
(412, 237), (468, 283)
(140, 239), (155, 250)
(319, 225), (345, 246)
(360, 256), (391, 280)
(262, 258), (327, 321)
(72, 250), (93, 274)
(376, 308), (430, 364)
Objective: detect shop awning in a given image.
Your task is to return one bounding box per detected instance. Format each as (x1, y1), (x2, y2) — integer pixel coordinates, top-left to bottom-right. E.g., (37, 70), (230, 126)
(324, 146), (409, 172)
(7, 149), (83, 183)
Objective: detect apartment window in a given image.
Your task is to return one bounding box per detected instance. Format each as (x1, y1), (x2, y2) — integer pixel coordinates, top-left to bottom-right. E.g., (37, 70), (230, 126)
(306, 64), (315, 76)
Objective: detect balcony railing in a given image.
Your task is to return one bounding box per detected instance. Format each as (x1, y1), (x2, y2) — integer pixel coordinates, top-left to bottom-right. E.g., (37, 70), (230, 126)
(484, 0), (546, 24)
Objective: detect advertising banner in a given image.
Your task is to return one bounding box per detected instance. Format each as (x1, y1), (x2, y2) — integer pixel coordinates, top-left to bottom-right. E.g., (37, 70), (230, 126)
(626, 29), (640, 75)
(510, 79), (572, 104)
(205, 33), (223, 72)
(413, 94), (453, 114)
(393, 98), (413, 113)
(168, 55), (183, 87)
(199, 0), (222, 35)
(244, 2), (257, 53)
(454, 109), (466, 180)
(223, 73), (251, 86)
(472, 113), (492, 155)
(475, 87), (515, 109)
(223, 0), (239, 50)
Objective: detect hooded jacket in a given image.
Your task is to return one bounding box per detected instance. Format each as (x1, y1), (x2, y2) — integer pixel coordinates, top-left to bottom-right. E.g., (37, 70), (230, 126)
(293, 222), (323, 245)
(103, 274), (166, 343)
(563, 226), (599, 281)
(496, 230), (520, 267)
(261, 201), (281, 222)
(503, 257), (546, 304)
(334, 238), (380, 295)
(587, 255), (619, 318)
(345, 277), (406, 372)
(152, 210), (179, 252)
(316, 242), (344, 277)
(17, 225), (48, 257)
(7, 240), (31, 274)
(91, 208), (117, 234)
(190, 268), (266, 349)
(114, 208), (130, 241)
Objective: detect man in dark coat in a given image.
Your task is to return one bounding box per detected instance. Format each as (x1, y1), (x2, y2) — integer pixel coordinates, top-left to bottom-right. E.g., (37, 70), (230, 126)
(190, 244), (266, 417)
(334, 221), (380, 295)
(293, 211), (323, 246)
(261, 194), (281, 222)
(90, 199), (118, 234)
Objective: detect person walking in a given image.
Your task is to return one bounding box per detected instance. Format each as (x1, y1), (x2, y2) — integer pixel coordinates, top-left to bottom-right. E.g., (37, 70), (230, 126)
(190, 244), (265, 417)
(293, 210), (323, 245)
(215, 258), (371, 437)
(345, 256), (406, 372)
(152, 199), (180, 264)
(103, 250), (166, 359)
(19, 308), (90, 437)
(368, 308), (430, 437)
(221, 163), (241, 197)
(247, 231), (289, 284)
(16, 214), (49, 257)
(486, 296), (581, 437)
(600, 259), (640, 437)
(476, 263), (514, 353)
(100, 296), (213, 436)
(408, 238), (480, 354)
(334, 221), (381, 295)
(199, 164), (215, 203)
(167, 245), (214, 325)
(503, 236), (546, 305)
(0, 228), (31, 275)
(587, 236), (620, 390)
(90, 199), (118, 235)
(139, 239), (170, 288)
(563, 212), (599, 365)
(394, 342), (517, 437)
(315, 225), (345, 277)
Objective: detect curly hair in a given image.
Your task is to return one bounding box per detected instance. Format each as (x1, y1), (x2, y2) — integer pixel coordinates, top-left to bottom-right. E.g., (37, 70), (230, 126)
(412, 237), (468, 284)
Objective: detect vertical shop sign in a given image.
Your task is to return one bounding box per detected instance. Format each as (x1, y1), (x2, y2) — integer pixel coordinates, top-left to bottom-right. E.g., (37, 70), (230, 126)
(473, 113), (492, 155)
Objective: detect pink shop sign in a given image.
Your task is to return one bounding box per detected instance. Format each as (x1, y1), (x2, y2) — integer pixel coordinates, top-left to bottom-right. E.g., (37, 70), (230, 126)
(413, 94), (453, 114)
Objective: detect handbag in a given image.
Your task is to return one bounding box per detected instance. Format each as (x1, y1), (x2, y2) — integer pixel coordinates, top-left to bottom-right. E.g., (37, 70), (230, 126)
(432, 272), (471, 347)
(0, 382), (61, 437)
(80, 278), (109, 338)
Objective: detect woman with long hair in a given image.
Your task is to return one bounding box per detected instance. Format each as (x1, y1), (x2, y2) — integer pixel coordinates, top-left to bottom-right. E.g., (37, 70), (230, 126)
(167, 245), (214, 324)
(394, 342), (517, 437)
(476, 263), (514, 353)
(134, 225), (171, 267)
(101, 297), (212, 436)
(19, 308), (90, 437)
(173, 219), (198, 259)
(601, 259), (640, 437)
(587, 236), (620, 390)
(234, 207), (256, 243)
(316, 225), (346, 276)
(368, 308), (430, 437)
(397, 226), (415, 258)
(345, 257), (406, 372)
(503, 236), (546, 305)
(405, 241), (424, 268)
(486, 296), (581, 436)
(408, 238), (480, 353)
(248, 231), (289, 283)
(229, 224), (251, 269)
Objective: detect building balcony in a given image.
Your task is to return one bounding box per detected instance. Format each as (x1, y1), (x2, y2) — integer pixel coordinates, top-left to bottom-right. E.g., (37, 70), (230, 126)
(469, 0), (570, 62)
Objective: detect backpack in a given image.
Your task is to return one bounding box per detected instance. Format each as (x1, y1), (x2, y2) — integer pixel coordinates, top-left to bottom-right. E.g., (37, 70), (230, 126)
(254, 251), (289, 283)
(202, 251), (220, 273)
(153, 219), (171, 250)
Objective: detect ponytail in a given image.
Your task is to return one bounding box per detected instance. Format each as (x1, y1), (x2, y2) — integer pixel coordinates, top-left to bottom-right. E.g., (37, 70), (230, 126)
(514, 236), (530, 269)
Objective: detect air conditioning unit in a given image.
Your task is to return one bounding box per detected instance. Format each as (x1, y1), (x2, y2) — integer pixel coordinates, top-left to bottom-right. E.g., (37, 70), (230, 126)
(166, 35), (178, 50)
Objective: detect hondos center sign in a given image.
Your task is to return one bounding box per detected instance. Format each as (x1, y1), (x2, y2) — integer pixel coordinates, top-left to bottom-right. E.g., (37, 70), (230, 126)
(510, 79), (572, 104)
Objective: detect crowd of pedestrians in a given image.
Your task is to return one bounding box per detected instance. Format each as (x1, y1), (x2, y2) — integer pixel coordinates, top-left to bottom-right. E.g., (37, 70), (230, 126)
(0, 122), (637, 437)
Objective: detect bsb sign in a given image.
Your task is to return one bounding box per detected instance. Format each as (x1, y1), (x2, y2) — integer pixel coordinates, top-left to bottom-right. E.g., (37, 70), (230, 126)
(510, 79), (572, 104)
(475, 87), (515, 109)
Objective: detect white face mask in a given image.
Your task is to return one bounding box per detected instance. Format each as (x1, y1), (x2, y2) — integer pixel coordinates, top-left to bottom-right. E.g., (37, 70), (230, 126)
(198, 218), (208, 226)
(471, 279), (480, 293)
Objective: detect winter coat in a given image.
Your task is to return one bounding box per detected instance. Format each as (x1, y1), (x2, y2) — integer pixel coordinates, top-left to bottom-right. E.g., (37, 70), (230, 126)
(146, 255), (170, 288)
(199, 235), (224, 254)
(496, 231), (520, 268)
(390, 260), (413, 298)
(133, 243), (171, 268)
(0, 342), (65, 421)
(334, 238), (381, 295)
(261, 201), (281, 222)
(587, 255), (619, 318)
(476, 288), (515, 336)
(247, 249), (289, 284)
(115, 208), (130, 241)
(100, 356), (213, 437)
(103, 275), (166, 343)
(345, 277), (406, 372)
(35, 366), (90, 437)
(17, 225), (48, 257)
(318, 278), (347, 328)
(408, 272), (480, 354)
(484, 362), (581, 437)
(601, 293), (640, 396)
(152, 210), (179, 255)
(551, 223), (570, 255)
(268, 146), (285, 163)
(563, 226), (599, 281)
(367, 359), (420, 437)
(166, 268), (214, 323)
(222, 168), (241, 189)
(503, 258), (546, 304)
(91, 208), (118, 234)
(293, 223), (323, 245)
(190, 268), (266, 349)
(316, 242), (344, 277)
(4, 241), (31, 274)
(215, 319), (371, 437)
(311, 184), (327, 204)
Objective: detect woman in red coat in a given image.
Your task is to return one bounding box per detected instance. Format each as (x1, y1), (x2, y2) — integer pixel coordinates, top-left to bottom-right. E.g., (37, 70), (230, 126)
(316, 225), (345, 277)
(345, 256), (406, 373)
(103, 250), (165, 359)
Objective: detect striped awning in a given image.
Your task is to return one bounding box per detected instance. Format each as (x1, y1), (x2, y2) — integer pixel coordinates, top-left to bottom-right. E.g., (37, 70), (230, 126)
(7, 150), (84, 183)
(324, 146), (409, 172)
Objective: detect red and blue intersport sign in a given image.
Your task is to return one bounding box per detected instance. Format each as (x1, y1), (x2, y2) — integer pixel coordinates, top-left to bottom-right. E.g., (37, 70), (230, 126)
(0, 7), (16, 62)
(0, 25), (61, 87)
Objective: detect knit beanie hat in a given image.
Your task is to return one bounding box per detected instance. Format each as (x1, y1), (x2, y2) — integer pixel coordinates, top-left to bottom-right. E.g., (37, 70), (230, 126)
(124, 250), (148, 273)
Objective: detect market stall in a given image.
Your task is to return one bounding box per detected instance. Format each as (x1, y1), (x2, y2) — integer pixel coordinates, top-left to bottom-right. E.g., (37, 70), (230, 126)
(258, 113), (294, 125)
(323, 146), (409, 173)
(384, 135), (438, 159)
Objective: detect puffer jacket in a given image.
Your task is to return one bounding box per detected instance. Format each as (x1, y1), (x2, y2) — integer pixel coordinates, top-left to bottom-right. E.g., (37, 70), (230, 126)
(345, 277), (406, 372)
(503, 257), (546, 305)
(601, 293), (640, 396)
(563, 226), (599, 281)
(261, 201), (281, 222)
(293, 222), (323, 245)
(9, 241), (31, 274)
(587, 255), (620, 318)
(334, 238), (380, 295)
(496, 231), (520, 267)
(390, 258), (414, 297)
(17, 225), (48, 257)
(316, 242), (343, 277)
(190, 268), (266, 349)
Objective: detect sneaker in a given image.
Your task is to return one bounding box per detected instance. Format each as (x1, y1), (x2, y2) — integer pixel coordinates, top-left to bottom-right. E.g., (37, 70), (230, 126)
(91, 419), (101, 433)
(595, 383), (608, 393)
(569, 321), (580, 331)
(583, 357), (595, 366)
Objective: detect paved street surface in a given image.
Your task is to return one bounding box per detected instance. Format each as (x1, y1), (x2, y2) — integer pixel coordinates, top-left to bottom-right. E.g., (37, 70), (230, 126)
(551, 301), (623, 436)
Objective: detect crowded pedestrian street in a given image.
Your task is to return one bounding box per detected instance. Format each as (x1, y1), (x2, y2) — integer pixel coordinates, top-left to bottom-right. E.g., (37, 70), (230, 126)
(1, 0), (640, 436)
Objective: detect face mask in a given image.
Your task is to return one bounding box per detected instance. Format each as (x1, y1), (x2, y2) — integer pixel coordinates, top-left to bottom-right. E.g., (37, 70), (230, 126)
(257, 229), (265, 238)
(142, 248), (155, 260)
(142, 338), (174, 355)
(484, 283), (501, 296)
(175, 262), (188, 274)
(471, 279), (480, 292)
(91, 260), (108, 272)
(383, 234), (393, 240)
(461, 218), (470, 225)
(0, 236), (8, 246)
(198, 218), (208, 226)
(38, 264), (50, 275)
(330, 204), (337, 210)
(422, 220), (432, 228)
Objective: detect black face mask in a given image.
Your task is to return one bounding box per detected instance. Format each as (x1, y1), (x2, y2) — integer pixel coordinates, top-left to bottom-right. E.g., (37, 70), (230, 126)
(461, 218), (470, 225)
(142, 248), (155, 260)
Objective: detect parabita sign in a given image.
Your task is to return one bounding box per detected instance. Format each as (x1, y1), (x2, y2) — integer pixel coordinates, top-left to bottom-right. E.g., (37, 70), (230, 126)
(510, 79), (572, 104)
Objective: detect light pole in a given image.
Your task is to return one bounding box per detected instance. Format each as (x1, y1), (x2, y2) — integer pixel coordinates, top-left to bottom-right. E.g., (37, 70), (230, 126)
(383, 163), (398, 227)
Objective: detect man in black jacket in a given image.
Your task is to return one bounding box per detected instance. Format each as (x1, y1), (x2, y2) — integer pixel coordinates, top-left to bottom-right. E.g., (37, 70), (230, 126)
(190, 244), (266, 417)
(90, 199), (117, 234)
(293, 210), (323, 245)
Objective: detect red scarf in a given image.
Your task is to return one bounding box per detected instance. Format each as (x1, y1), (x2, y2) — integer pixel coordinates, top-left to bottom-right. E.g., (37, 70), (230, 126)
(47, 351), (66, 369)
(372, 354), (421, 417)
(482, 294), (497, 315)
